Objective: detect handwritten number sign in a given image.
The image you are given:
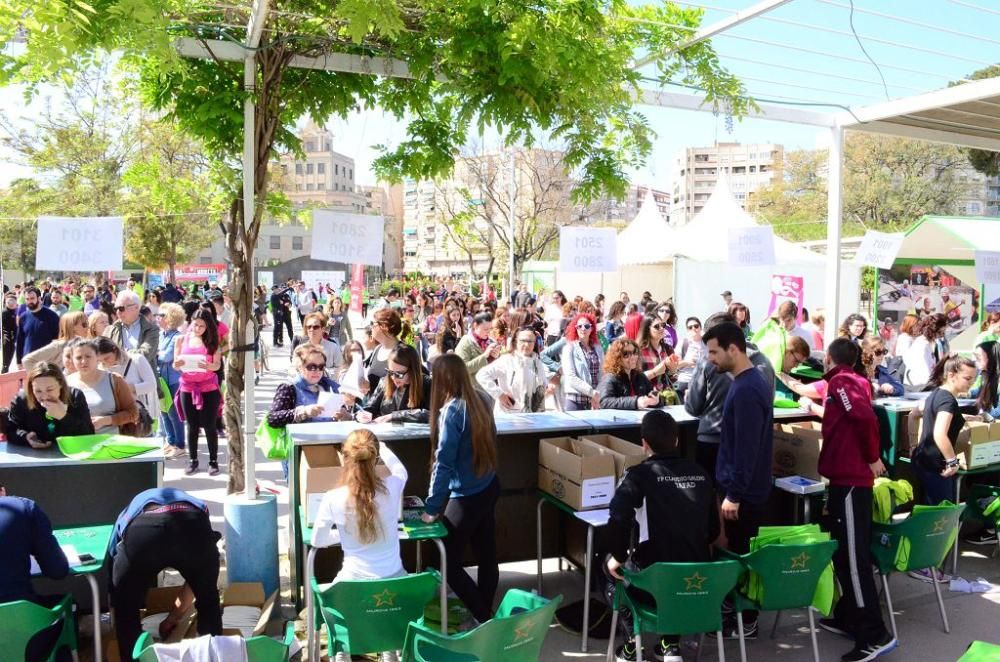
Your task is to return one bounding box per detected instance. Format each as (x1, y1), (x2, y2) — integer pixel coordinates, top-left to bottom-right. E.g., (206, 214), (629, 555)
(976, 251), (1000, 284)
(36, 216), (124, 272)
(854, 231), (905, 270)
(559, 227), (617, 273)
(728, 226), (775, 267)
(310, 210), (384, 266)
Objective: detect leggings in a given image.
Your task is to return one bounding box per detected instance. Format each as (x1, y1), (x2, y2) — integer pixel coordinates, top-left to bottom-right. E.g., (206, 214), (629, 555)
(180, 389), (222, 464)
(441, 476), (501, 623)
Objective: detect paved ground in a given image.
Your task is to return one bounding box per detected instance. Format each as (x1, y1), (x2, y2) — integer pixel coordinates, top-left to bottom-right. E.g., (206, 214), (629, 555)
(112, 320), (1000, 661)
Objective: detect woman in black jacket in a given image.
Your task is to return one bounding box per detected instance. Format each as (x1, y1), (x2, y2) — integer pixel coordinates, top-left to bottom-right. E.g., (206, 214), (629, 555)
(357, 344), (432, 423)
(598, 338), (660, 410)
(8, 361), (94, 448)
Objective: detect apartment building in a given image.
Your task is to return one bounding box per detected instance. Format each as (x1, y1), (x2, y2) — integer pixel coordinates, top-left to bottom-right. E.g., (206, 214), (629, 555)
(671, 142), (784, 225)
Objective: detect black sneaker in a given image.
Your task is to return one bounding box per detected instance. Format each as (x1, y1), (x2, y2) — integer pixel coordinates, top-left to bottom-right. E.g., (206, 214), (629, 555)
(615, 640), (637, 662)
(819, 618), (852, 638)
(653, 639), (683, 662)
(208, 462), (220, 476)
(963, 529), (998, 546)
(841, 633), (898, 662)
(723, 616), (757, 640)
(185, 460), (199, 475)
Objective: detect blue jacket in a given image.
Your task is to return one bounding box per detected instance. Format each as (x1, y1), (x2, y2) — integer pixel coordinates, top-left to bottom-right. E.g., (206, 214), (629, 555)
(0, 496), (68, 603)
(109, 488), (209, 557)
(425, 397), (497, 515)
(875, 364), (904, 397)
(157, 329), (183, 389)
(716, 368), (774, 505)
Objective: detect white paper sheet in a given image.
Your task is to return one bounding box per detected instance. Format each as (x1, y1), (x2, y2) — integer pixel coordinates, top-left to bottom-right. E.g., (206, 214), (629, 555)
(176, 354), (207, 372)
(30, 544), (81, 576)
(317, 391), (345, 418)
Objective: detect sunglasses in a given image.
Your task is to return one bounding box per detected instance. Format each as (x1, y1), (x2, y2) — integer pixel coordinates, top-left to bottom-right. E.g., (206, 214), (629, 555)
(687, 324), (701, 330)
(114, 306), (128, 312)
(651, 323), (664, 330)
(303, 363), (325, 372)
(658, 308), (670, 313)
(874, 349), (889, 356)
(154, 313), (166, 318)
(305, 324), (323, 330)
(576, 323), (593, 330)
(621, 350), (637, 358)
(387, 369), (410, 379)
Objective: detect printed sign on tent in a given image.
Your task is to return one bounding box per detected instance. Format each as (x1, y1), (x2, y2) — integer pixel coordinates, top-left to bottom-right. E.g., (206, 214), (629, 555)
(559, 227), (617, 273)
(311, 210), (384, 266)
(766, 275), (805, 322)
(854, 231), (905, 269)
(36, 216), (124, 272)
(728, 226), (775, 267)
(975, 250), (1000, 284)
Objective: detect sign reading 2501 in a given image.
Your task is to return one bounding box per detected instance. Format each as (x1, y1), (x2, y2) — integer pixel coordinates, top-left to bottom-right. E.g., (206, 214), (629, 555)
(559, 227), (618, 273)
(311, 210), (385, 267)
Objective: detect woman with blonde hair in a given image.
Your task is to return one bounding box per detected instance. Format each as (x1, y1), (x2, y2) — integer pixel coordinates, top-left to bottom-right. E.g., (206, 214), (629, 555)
(22, 310), (89, 371)
(88, 310), (110, 338)
(313, 429), (408, 585)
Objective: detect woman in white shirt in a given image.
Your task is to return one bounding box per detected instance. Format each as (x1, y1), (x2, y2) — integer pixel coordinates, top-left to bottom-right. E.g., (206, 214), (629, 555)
(902, 313), (948, 388)
(313, 429), (408, 584)
(543, 290), (566, 346)
(95, 336), (158, 419)
(476, 326), (549, 414)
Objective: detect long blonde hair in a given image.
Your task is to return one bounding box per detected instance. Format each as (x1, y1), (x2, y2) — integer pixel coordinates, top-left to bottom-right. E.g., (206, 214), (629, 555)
(342, 429), (387, 544)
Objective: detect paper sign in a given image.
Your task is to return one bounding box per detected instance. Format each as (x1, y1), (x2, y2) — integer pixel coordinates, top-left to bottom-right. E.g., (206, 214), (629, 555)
(301, 270), (346, 297)
(311, 210), (384, 266)
(580, 476), (615, 508)
(728, 226), (775, 266)
(855, 231), (905, 269)
(975, 250), (1000, 284)
(36, 216), (124, 272)
(559, 226), (617, 273)
(766, 275), (805, 321)
(317, 391), (345, 419)
(176, 354), (207, 373)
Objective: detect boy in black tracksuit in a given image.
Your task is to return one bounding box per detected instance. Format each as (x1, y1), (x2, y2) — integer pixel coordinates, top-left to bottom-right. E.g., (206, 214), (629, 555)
(606, 409), (720, 662)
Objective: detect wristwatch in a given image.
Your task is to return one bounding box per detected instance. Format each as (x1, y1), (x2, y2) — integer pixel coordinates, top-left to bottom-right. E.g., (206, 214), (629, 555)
(945, 457), (960, 469)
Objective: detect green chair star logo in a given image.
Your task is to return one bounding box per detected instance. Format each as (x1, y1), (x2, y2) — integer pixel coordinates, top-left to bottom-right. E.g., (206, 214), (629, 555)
(790, 552), (810, 570)
(372, 588), (397, 607)
(683, 572), (707, 590)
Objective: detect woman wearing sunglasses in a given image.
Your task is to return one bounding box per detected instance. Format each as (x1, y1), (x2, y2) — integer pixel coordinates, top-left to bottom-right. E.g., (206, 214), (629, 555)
(476, 326), (549, 414)
(268, 345), (348, 438)
(861, 336), (904, 397)
(290, 311), (343, 371)
(636, 315), (677, 395)
(356, 344), (431, 424)
(597, 338), (659, 410)
(560, 312), (604, 410)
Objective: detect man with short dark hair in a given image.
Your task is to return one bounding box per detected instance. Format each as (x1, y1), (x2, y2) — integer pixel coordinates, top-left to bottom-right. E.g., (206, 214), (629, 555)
(702, 321), (773, 639)
(15, 286), (60, 370)
(269, 284), (294, 347)
(605, 410), (719, 662)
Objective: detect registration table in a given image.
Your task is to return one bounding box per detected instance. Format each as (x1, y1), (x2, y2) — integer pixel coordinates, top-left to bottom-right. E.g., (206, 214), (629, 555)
(0, 442), (164, 526)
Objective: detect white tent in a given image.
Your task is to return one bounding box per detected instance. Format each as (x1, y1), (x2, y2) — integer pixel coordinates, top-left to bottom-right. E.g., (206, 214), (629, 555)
(617, 191), (677, 265)
(672, 176), (825, 264)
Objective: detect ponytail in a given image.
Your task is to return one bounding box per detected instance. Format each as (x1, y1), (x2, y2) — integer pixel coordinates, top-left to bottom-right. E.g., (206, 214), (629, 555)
(341, 429), (386, 544)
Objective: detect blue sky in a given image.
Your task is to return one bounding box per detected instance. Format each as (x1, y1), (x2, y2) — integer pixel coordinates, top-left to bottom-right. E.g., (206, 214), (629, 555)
(2, 0), (998, 191)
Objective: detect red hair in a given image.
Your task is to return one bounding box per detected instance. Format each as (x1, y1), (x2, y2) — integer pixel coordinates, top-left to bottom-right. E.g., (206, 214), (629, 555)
(565, 313), (598, 347)
(624, 312), (643, 340)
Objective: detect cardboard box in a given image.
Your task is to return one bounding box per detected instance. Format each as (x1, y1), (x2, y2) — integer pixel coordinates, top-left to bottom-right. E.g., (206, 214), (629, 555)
(105, 586), (199, 662)
(538, 436), (616, 510)
(577, 434), (646, 482)
(772, 422), (823, 480)
(956, 420), (1000, 469)
(221, 583), (278, 638)
(300, 445), (345, 524)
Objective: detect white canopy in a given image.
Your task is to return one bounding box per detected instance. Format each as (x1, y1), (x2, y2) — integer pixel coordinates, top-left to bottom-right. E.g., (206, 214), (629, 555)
(672, 176), (825, 264)
(616, 190), (677, 265)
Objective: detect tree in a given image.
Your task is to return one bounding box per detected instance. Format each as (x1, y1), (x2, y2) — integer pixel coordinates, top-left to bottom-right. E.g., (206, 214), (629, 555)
(2, 0), (753, 493)
(749, 133), (969, 241)
(0, 179), (44, 273)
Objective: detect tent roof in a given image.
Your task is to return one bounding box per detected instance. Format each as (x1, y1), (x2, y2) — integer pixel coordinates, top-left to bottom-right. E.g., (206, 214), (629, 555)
(897, 215), (1000, 263)
(617, 190), (677, 265)
(671, 177), (825, 264)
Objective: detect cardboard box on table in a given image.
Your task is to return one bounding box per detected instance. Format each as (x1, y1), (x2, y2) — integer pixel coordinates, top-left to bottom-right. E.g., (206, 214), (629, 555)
(577, 434), (647, 482)
(299, 445), (389, 524)
(955, 419), (1000, 469)
(771, 422), (823, 481)
(537, 437), (616, 510)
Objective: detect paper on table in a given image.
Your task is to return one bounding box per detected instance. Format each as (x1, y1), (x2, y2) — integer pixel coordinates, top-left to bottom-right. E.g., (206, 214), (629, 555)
(176, 354), (207, 373)
(573, 509), (610, 527)
(30, 544), (81, 575)
(316, 391), (345, 418)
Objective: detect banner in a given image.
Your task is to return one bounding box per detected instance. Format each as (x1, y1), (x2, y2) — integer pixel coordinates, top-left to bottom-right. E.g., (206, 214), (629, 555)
(975, 250), (1000, 285)
(36, 216), (124, 272)
(311, 210), (384, 266)
(172, 263), (226, 283)
(766, 275), (805, 322)
(349, 264), (365, 314)
(257, 271), (274, 289)
(301, 270), (347, 297)
(558, 227), (617, 273)
(854, 231), (905, 270)
(728, 226), (775, 267)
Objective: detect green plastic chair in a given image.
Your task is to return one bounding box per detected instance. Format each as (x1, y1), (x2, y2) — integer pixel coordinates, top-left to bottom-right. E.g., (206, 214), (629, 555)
(604, 560), (742, 662)
(401, 589), (562, 662)
(962, 484), (1000, 562)
(871, 503), (966, 639)
(133, 621), (297, 661)
(0, 594), (76, 662)
(723, 540), (838, 662)
(312, 570), (441, 657)
(957, 641), (1000, 661)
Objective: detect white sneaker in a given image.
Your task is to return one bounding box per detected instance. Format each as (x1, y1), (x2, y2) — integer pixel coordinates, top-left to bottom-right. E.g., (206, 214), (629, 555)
(334, 653), (350, 662)
(380, 652), (400, 662)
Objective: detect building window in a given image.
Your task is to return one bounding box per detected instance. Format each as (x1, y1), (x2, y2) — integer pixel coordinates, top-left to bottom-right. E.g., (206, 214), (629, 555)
(349, 169), (353, 179)
(306, 163), (314, 174)
(270, 236), (280, 249)
(292, 236), (303, 250)
(280, 164), (288, 174)
(306, 183), (314, 191)
(295, 163), (303, 175)
(334, 183), (339, 191)
(199, 256), (212, 265)
(317, 163), (326, 174)
(305, 140), (316, 152)
(335, 164), (339, 175)
(316, 182), (325, 190)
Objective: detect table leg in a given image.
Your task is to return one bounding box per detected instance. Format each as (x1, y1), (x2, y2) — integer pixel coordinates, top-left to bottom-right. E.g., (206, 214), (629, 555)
(536, 499), (544, 595)
(804, 495), (811, 524)
(952, 474), (963, 575)
(417, 540), (423, 572)
(306, 547), (318, 662)
(433, 539), (448, 634)
(582, 524), (594, 653)
(85, 573), (102, 662)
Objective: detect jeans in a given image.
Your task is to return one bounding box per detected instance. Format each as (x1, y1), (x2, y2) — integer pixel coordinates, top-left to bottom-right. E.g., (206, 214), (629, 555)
(160, 383), (185, 449)
(441, 476), (501, 622)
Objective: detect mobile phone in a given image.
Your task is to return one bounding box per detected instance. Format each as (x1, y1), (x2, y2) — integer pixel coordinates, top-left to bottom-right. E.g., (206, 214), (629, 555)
(78, 553), (96, 564)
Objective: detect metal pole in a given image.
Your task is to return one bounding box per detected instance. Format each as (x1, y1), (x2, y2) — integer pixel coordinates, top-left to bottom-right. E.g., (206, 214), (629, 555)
(508, 148), (517, 299)
(243, 52), (257, 495)
(824, 126), (844, 344)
